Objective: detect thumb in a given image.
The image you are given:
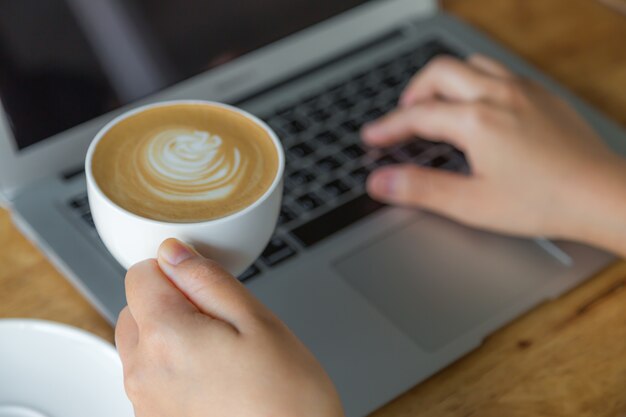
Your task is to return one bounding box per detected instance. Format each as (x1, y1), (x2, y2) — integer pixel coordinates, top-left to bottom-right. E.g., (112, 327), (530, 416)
(157, 239), (269, 331)
(367, 164), (475, 218)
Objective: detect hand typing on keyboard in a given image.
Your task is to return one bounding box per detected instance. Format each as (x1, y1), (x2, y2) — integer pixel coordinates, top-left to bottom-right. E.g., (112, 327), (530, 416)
(363, 54), (626, 258)
(116, 239), (345, 417)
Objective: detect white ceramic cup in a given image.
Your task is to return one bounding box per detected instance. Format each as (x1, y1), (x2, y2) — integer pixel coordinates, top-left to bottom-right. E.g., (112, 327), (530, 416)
(85, 100), (285, 276)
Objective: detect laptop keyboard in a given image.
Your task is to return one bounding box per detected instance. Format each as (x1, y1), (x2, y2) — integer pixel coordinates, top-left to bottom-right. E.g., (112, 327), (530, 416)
(68, 39), (469, 282)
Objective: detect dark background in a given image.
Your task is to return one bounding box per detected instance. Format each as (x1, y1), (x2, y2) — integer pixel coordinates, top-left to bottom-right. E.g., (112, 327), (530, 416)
(0, 0), (368, 150)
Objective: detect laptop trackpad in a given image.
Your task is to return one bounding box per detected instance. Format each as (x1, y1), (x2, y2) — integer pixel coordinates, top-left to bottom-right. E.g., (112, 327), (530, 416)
(334, 215), (567, 352)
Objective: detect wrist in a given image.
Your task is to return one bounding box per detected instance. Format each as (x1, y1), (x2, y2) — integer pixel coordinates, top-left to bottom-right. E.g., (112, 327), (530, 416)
(556, 153), (626, 257)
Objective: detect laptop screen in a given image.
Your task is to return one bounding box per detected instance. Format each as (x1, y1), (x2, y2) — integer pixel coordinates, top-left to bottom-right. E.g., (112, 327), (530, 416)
(0, 0), (369, 151)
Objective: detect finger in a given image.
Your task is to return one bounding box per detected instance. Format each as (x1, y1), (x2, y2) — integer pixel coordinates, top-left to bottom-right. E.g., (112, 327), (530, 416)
(157, 239), (269, 330)
(362, 101), (484, 150)
(398, 55), (510, 108)
(125, 259), (198, 328)
(468, 54), (516, 79)
(367, 164), (478, 219)
(115, 306), (138, 360)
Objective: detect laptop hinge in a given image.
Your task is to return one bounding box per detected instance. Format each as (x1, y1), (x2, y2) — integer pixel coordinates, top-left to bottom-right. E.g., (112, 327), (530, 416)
(234, 29), (406, 106)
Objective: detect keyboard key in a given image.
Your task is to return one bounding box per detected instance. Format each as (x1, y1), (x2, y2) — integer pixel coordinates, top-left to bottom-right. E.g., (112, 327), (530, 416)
(284, 182), (295, 198)
(341, 120), (361, 133)
(349, 166), (372, 184)
(342, 144), (366, 160)
(315, 131), (340, 145)
(358, 86), (378, 99)
(278, 206), (297, 225)
(266, 121), (283, 135)
(316, 156), (342, 172)
(428, 141), (454, 153)
(275, 106), (295, 118)
(285, 119), (307, 134)
(448, 149), (470, 172)
(457, 160), (472, 175)
(291, 193), (385, 247)
(390, 63), (408, 76)
(403, 64), (422, 77)
(296, 192), (324, 211)
(288, 169), (316, 186)
(333, 97), (356, 111)
(375, 154), (399, 167)
(451, 149), (466, 161)
(82, 212), (95, 228)
(69, 194), (88, 209)
(424, 155), (451, 168)
(441, 158), (466, 173)
(380, 99), (398, 114)
(308, 108), (332, 122)
(288, 143), (314, 158)
(238, 264), (261, 282)
(352, 71), (370, 86)
(261, 237), (297, 267)
(301, 94), (322, 107)
(323, 179), (351, 197)
(326, 82), (347, 95)
(374, 60), (397, 76)
(361, 108), (384, 123)
(382, 75), (403, 88)
(396, 50), (415, 64)
(400, 140), (433, 159)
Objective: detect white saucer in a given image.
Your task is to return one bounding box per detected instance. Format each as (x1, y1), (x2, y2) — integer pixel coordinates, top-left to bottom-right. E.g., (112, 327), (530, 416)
(0, 319), (134, 417)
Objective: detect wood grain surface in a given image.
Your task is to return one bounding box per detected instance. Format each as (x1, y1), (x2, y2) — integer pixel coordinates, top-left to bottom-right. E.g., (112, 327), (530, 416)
(1, 0), (626, 415)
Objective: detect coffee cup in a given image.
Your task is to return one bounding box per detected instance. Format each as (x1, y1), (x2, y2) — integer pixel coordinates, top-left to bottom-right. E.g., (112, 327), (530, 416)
(85, 100), (285, 276)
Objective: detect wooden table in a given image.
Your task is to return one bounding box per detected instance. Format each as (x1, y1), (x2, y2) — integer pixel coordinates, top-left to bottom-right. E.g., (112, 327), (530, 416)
(2, 0), (626, 415)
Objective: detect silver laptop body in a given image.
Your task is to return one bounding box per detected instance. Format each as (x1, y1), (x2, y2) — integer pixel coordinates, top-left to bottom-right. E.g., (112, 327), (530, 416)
(1, 1), (624, 415)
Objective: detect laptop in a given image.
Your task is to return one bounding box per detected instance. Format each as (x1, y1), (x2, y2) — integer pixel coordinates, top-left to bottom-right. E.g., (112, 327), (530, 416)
(1, 0), (625, 415)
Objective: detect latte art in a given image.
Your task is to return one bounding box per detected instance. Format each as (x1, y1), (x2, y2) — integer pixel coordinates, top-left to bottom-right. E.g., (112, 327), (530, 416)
(140, 129), (246, 201)
(91, 103), (280, 223)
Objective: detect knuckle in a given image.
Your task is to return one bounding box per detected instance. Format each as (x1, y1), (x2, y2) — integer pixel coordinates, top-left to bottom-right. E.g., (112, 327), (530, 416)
(415, 101), (440, 114)
(428, 55), (458, 71)
(122, 363), (143, 400)
(418, 56), (457, 81)
(153, 291), (180, 312)
(139, 320), (162, 344)
(125, 259), (158, 293)
(408, 103), (438, 131)
(183, 260), (227, 297)
(127, 259), (155, 277)
(463, 104), (494, 131)
(139, 321), (176, 359)
(117, 306), (131, 326)
(124, 269), (138, 295)
(496, 79), (526, 107)
(117, 306), (129, 321)
(114, 311), (131, 344)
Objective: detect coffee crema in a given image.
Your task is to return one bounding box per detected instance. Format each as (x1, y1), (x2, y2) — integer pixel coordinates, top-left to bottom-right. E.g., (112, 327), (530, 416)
(92, 104), (279, 222)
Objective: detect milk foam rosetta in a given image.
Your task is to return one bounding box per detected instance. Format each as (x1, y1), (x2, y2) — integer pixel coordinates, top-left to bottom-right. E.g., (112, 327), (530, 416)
(141, 129), (246, 202)
(92, 104), (279, 223)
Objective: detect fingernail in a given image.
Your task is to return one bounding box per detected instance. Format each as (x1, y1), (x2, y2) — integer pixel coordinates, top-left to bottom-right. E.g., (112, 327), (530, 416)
(368, 169), (397, 198)
(159, 239), (196, 266)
